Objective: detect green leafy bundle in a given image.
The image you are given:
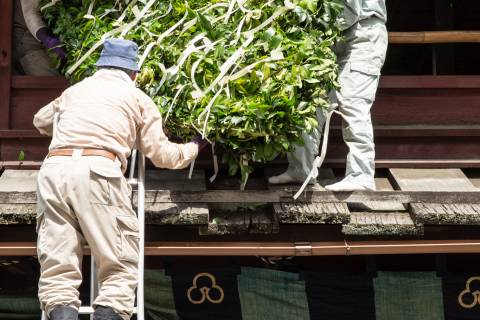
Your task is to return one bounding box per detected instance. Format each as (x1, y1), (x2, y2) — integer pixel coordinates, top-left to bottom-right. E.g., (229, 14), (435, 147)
(41, 0), (343, 186)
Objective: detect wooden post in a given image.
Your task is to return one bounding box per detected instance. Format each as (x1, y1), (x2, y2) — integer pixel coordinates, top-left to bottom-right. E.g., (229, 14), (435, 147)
(0, 0), (12, 129)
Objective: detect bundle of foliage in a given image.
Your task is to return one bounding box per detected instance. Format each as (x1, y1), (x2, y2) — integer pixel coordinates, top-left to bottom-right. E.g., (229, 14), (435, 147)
(41, 0), (343, 186)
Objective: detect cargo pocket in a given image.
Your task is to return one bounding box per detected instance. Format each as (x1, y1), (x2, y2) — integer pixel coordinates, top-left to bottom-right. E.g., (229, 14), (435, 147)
(340, 62), (381, 101)
(116, 215), (140, 264)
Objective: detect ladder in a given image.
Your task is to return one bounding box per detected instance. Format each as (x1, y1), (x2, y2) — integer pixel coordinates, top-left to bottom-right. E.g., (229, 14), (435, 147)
(41, 114), (146, 319)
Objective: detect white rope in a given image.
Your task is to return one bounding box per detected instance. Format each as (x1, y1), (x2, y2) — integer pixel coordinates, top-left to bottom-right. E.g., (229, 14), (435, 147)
(240, 154), (249, 191)
(224, 0), (237, 23)
(120, 0), (157, 37)
(200, 88), (224, 138)
(200, 35), (254, 98)
(294, 108), (342, 200)
(242, 2), (294, 37)
(40, 0), (62, 12)
(87, 0), (96, 16)
(138, 10), (189, 68)
(164, 84), (186, 123)
(209, 142), (219, 183)
(67, 0), (156, 75)
(221, 50), (284, 85)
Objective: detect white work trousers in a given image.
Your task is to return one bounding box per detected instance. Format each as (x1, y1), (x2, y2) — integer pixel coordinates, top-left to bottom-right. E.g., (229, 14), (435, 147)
(36, 153), (138, 320)
(287, 18), (388, 189)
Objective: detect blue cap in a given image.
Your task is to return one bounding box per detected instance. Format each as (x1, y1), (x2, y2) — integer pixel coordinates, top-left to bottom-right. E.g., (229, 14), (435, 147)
(95, 38), (140, 72)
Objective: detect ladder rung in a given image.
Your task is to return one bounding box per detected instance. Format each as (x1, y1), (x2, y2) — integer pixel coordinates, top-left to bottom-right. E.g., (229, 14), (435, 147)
(127, 178), (138, 186)
(78, 306), (137, 315)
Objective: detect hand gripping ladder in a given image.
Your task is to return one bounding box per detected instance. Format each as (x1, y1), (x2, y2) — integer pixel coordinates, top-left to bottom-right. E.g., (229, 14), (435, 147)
(41, 114), (146, 320)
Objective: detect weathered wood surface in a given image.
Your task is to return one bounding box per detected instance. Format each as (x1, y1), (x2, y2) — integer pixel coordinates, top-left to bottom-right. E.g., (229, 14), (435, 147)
(2, 189), (480, 205)
(199, 207), (278, 235)
(389, 168), (477, 191)
(390, 169), (480, 225)
(342, 212), (423, 236)
(143, 170), (209, 224)
(0, 170), (37, 192)
(410, 203), (480, 225)
(274, 202), (350, 224)
(269, 169), (350, 224)
(2, 169), (480, 236)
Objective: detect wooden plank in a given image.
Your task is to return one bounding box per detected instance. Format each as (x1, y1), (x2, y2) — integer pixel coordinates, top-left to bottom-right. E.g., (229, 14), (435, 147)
(390, 169), (480, 225)
(389, 169), (477, 191)
(199, 208), (277, 235)
(0, 203), (36, 224)
(0, 202), (208, 225)
(410, 203), (480, 225)
(268, 168), (349, 224)
(342, 212), (423, 236)
(274, 202), (350, 224)
(0, 0), (13, 129)
(0, 170), (38, 192)
(144, 170), (209, 224)
(3, 190), (480, 205)
(348, 177), (406, 212)
(145, 169), (206, 191)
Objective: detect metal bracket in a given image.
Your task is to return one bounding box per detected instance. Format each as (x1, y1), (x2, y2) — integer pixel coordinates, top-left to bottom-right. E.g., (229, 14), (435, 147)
(294, 242), (312, 256)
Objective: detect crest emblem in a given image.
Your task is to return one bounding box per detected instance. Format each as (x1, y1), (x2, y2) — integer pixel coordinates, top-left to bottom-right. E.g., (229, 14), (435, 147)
(458, 277), (480, 309)
(187, 272), (225, 305)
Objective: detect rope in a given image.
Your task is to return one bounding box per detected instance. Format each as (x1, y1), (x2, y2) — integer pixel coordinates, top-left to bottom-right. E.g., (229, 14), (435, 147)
(209, 142), (219, 183)
(293, 107), (343, 200)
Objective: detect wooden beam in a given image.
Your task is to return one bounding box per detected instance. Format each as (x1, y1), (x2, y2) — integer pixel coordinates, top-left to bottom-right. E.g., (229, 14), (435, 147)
(378, 75), (480, 88)
(2, 240), (480, 256)
(389, 31), (480, 44)
(3, 190), (480, 205)
(0, 0), (13, 129)
(11, 76), (69, 89)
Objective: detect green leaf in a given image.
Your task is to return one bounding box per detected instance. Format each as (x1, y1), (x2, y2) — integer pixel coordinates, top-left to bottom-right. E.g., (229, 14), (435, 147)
(18, 150), (25, 161)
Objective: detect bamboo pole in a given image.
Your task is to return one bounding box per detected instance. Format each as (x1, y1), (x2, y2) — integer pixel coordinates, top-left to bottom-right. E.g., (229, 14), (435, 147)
(389, 31), (480, 44)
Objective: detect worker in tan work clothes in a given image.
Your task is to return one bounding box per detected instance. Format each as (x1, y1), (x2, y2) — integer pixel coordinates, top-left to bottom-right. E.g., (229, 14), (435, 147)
(13, 0), (65, 75)
(33, 38), (207, 320)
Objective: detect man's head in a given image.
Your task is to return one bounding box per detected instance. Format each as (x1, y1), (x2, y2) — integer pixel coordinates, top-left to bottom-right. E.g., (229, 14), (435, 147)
(95, 38), (139, 80)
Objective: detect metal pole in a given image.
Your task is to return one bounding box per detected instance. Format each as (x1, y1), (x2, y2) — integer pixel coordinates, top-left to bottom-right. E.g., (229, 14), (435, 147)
(136, 153), (146, 320)
(89, 257), (98, 320)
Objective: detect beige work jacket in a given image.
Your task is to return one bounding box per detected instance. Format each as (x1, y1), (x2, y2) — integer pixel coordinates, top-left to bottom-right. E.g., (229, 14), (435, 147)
(33, 69), (198, 172)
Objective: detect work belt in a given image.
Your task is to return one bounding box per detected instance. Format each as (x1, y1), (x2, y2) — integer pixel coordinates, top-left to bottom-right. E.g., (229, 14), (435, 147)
(48, 148), (117, 162)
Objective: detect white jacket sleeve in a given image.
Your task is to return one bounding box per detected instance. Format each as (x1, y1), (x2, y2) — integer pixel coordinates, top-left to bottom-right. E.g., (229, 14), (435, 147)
(137, 92), (199, 169)
(20, 0), (47, 41)
(33, 98), (59, 137)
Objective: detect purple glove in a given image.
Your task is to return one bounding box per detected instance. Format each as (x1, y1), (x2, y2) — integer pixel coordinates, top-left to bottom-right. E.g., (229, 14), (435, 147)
(36, 27), (66, 60)
(192, 135), (209, 151)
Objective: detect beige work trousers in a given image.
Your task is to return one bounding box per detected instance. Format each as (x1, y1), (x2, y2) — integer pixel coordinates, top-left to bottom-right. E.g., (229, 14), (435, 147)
(36, 152), (139, 320)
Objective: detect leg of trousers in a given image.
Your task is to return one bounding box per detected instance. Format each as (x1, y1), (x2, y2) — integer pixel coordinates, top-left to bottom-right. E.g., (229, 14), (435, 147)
(37, 155), (138, 320)
(287, 19), (388, 188)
